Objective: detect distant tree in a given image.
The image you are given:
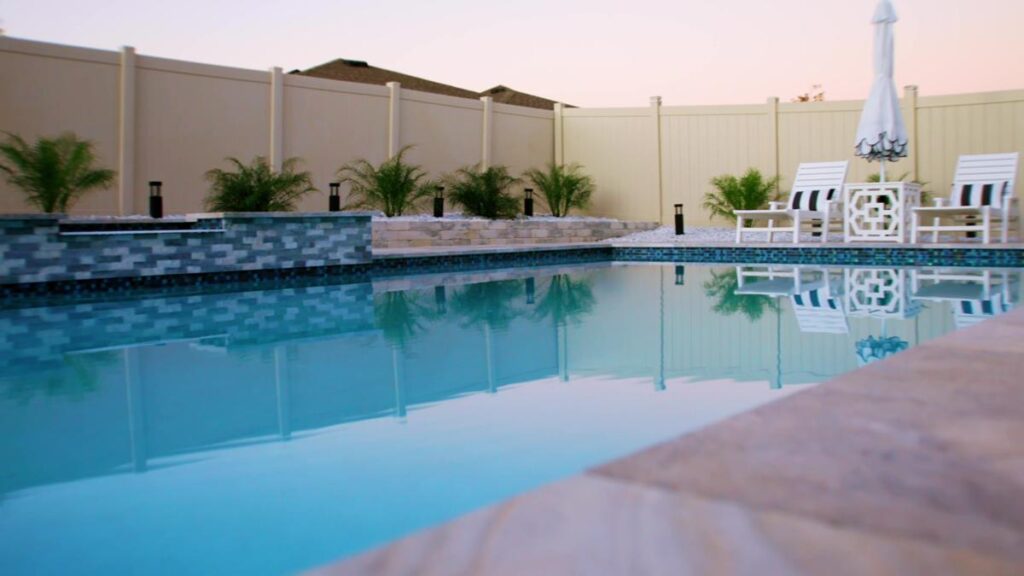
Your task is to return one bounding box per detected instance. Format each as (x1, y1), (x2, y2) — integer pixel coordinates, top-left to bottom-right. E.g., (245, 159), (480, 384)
(791, 84), (825, 103)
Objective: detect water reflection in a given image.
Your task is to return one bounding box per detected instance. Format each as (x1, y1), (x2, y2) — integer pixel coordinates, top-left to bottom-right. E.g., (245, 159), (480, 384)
(0, 263), (1020, 574)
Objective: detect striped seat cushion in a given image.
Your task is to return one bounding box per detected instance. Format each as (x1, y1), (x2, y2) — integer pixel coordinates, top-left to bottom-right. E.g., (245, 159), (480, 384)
(949, 180), (1010, 209)
(789, 188), (838, 212)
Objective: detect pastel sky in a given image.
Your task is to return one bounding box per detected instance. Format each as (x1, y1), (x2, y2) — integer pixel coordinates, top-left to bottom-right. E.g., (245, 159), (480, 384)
(2, 0), (1021, 107)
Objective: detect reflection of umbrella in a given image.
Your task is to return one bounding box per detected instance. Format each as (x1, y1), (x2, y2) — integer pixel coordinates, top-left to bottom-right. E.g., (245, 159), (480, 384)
(854, 0), (907, 181)
(855, 335), (908, 366)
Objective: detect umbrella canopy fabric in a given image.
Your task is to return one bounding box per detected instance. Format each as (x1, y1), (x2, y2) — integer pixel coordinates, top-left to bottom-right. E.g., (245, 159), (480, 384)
(854, 0), (908, 163)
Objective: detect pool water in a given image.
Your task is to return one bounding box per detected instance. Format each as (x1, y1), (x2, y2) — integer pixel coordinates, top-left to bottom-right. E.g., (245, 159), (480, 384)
(1, 263), (1019, 575)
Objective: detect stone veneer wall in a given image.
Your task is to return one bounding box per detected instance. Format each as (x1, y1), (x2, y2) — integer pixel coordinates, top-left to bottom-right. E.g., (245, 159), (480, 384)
(372, 218), (658, 248)
(0, 213), (372, 285)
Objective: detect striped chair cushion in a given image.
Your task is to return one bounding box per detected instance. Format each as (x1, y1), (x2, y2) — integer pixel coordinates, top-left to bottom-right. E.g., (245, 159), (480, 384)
(792, 289), (840, 310)
(949, 180), (1010, 209)
(788, 188), (837, 212)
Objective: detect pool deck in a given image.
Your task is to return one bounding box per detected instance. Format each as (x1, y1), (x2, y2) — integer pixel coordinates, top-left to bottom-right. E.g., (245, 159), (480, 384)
(313, 249), (1024, 575)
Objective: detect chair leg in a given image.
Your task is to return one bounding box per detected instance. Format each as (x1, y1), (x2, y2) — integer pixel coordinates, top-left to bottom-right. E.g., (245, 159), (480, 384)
(735, 218), (743, 244)
(792, 212), (801, 244)
(911, 213), (918, 244)
(932, 216), (939, 243)
(767, 218), (774, 243)
(1001, 212), (1009, 243)
(982, 208), (991, 244)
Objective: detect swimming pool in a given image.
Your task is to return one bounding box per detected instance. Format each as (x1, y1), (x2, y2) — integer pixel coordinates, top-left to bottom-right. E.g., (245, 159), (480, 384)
(1, 262), (1019, 574)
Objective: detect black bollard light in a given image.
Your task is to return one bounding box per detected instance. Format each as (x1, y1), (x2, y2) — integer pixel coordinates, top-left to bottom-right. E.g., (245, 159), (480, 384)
(525, 277), (536, 304)
(434, 285), (447, 314)
(675, 265), (686, 286)
(433, 185), (445, 218)
(674, 203), (685, 235)
(149, 181), (163, 219)
(329, 182), (341, 212)
(524, 188), (534, 217)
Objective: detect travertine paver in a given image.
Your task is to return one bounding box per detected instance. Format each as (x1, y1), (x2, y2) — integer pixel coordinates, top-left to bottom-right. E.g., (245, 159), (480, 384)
(311, 307), (1024, 575)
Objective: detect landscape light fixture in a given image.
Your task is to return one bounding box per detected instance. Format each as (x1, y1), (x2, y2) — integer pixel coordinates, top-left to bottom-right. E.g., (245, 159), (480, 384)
(524, 188), (534, 217)
(434, 185), (445, 218)
(525, 277), (536, 304)
(148, 181), (163, 219)
(674, 204), (685, 235)
(329, 182), (341, 212)
(675, 265), (686, 286)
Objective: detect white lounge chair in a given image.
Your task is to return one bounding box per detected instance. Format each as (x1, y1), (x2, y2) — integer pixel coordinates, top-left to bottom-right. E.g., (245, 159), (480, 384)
(910, 153), (1020, 244)
(735, 161), (849, 244)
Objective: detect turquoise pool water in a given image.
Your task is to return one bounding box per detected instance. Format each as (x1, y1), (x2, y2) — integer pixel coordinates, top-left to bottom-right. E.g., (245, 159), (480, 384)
(1, 263), (1020, 574)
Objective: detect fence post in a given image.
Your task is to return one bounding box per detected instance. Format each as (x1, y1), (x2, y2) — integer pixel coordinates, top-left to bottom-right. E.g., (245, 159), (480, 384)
(767, 96), (780, 190)
(270, 66), (284, 171)
(118, 46), (136, 215)
(480, 96), (493, 169)
(386, 81), (401, 159)
(553, 102), (564, 166)
(904, 85), (918, 182)
(650, 96), (664, 224)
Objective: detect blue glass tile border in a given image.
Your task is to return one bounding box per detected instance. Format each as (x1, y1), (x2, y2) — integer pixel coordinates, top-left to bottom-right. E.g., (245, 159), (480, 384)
(612, 246), (1024, 268)
(3, 244), (1023, 306)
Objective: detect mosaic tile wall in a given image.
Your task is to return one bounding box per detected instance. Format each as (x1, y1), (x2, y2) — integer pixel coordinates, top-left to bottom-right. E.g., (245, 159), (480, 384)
(0, 213), (372, 285)
(0, 282), (374, 376)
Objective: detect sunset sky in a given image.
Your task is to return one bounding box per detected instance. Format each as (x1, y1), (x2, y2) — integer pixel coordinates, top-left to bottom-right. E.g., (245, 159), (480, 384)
(2, 0), (1021, 107)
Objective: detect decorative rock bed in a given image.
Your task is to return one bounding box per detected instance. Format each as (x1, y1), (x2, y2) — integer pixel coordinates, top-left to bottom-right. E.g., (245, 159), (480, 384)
(372, 216), (659, 249)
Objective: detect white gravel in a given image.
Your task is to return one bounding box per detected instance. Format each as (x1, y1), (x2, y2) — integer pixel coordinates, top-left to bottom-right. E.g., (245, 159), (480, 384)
(372, 213), (619, 222)
(605, 226), (845, 244)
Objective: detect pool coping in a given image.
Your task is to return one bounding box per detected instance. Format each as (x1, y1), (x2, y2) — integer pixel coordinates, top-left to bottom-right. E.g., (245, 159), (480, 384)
(310, 301), (1024, 576)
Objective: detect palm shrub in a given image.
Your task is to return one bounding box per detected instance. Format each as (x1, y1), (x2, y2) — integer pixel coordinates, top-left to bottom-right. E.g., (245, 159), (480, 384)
(446, 165), (520, 219)
(0, 132), (115, 213)
(205, 156), (315, 212)
(702, 168), (780, 224)
(337, 146), (433, 217)
(523, 163), (594, 217)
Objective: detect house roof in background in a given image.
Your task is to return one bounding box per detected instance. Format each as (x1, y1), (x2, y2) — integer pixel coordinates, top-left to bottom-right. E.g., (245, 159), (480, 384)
(293, 59), (570, 110)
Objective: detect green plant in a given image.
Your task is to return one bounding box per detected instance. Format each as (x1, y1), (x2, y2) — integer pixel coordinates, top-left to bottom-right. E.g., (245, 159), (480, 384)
(446, 165), (520, 219)
(204, 156), (316, 212)
(338, 146), (433, 217)
(374, 290), (433, 350)
(523, 163), (594, 217)
(0, 132), (115, 213)
(703, 268), (779, 322)
(702, 168), (781, 224)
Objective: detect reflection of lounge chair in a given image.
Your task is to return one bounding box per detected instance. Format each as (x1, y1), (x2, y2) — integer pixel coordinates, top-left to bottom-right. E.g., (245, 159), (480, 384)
(791, 281), (848, 334)
(911, 269), (1017, 329)
(737, 266), (849, 334)
(734, 161), (849, 244)
(735, 266), (825, 296)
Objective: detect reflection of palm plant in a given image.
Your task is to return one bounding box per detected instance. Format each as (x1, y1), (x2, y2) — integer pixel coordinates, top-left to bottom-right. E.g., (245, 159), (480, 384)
(3, 352), (116, 404)
(703, 268), (779, 321)
(374, 291), (433, 349)
(445, 165), (520, 219)
(205, 156), (316, 212)
(703, 168), (780, 224)
(0, 132), (115, 213)
(450, 280), (523, 330)
(337, 146), (433, 216)
(523, 163), (594, 217)
(533, 275), (596, 326)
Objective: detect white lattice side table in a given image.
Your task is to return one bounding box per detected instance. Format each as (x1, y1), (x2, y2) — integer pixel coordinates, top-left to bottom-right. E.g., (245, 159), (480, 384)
(843, 182), (921, 243)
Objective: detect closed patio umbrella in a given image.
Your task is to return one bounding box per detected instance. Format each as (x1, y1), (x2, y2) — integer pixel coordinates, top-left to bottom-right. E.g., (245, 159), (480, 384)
(854, 0), (908, 181)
